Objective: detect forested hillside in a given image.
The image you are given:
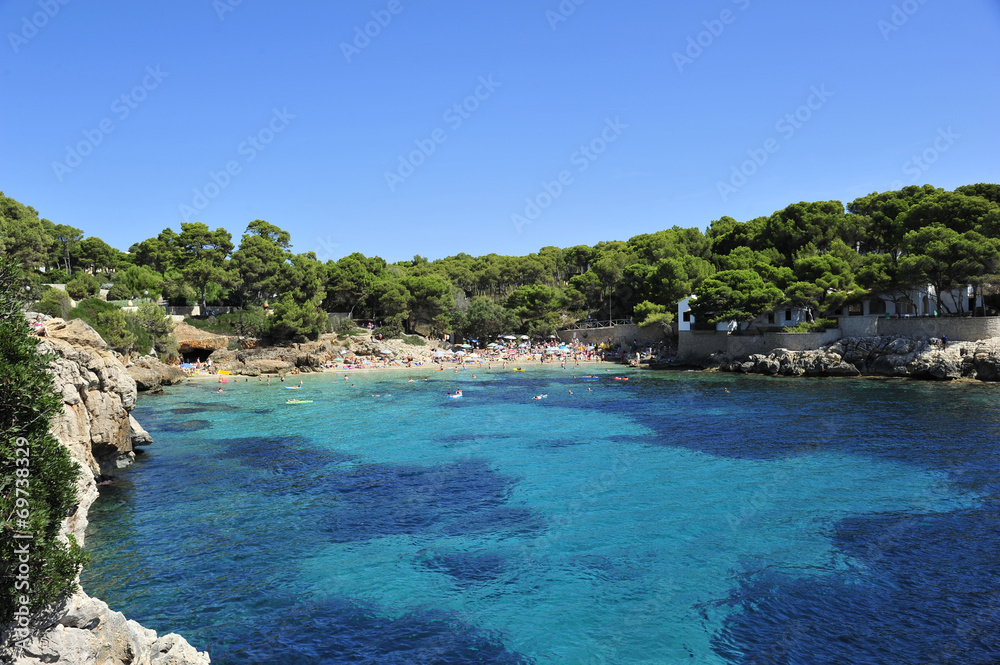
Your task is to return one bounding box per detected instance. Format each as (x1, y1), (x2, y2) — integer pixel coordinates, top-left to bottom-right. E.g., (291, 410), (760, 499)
(3, 184), (998, 341)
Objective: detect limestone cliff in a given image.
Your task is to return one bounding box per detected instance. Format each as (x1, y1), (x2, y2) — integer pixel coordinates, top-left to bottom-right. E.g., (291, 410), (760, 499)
(1, 319), (209, 665)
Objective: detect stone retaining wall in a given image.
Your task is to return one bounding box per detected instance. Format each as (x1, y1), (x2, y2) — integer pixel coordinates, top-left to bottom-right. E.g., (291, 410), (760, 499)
(726, 329), (842, 358)
(838, 316), (1000, 342)
(557, 322), (671, 347)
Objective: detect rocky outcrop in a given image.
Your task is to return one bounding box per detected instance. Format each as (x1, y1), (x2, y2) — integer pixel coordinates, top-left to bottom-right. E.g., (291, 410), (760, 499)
(126, 356), (187, 392)
(1, 319), (209, 665)
(724, 335), (1000, 382)
(172, 322), (228, 355)
(10, 593), (207, 665)
(207, 333), (439, 375)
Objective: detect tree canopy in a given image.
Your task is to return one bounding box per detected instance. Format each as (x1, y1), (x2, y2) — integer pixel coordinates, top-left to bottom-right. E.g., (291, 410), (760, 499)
(4, 182), (1000, 343)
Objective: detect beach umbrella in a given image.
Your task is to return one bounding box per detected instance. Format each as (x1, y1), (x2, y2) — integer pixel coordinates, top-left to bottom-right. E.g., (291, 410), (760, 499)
(434, 351), (446, 358)
(503, 335), (516, 340)
(379, 349), (393, 356)
(487, 343), (498, 347)
(460, 343), (473, 348)
(445, 349), (455, 355)
(456, 350), (467, 356)
(332, 357), (344, 362)
(520, 335), (529, 339)
(549, 335), (557, 339)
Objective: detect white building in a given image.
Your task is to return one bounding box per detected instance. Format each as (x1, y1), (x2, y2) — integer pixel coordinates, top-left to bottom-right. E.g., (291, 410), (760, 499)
(677, 296), (738, 333)
(834, 285), (982, 318)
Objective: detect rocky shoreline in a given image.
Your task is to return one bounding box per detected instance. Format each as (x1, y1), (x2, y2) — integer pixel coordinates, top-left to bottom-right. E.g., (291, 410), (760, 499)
(1, 319), (208, 665)
(720, 335), (1000, 382)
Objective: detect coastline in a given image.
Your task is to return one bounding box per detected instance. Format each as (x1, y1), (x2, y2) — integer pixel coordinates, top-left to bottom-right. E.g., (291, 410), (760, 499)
(1, 320), (209, 665)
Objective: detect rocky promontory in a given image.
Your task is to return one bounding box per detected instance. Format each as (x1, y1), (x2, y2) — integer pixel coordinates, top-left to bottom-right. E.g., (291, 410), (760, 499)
(125, 355), (187, 392)
(207, 333), (441, 375)
(723, 335), (1000, 382)
(1, 319), (209, 665)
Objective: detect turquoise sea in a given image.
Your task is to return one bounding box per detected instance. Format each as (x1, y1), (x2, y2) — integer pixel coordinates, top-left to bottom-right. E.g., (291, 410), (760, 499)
(82, 368), (1000, 663)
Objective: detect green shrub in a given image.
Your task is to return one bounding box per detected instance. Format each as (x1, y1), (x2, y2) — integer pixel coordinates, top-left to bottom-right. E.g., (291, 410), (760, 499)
(96, 310), (136, 355)
(0, 256), (88, 623)
(401, 334), (426, 346)
(785, 318), (839, 333)
(377, 315), (404, 339)
(68, 298), (118, 326)
(124, 302), (177, 357)
(270, 295), (326, 342)
(633, 301), (675, 328)
(65, 273), (99, 300)
(44, 269), (70, 284)
(335, 318), (364, 337)
(105, 283), (131, 302)
(36, 288), (72, 319)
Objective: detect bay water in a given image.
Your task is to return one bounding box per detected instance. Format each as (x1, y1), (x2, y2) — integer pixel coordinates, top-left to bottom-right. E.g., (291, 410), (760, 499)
(81, 369), (1000, 663)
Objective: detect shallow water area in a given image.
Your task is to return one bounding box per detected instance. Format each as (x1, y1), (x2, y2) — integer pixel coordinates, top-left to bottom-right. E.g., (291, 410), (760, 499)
(83, 368), (1000, 663)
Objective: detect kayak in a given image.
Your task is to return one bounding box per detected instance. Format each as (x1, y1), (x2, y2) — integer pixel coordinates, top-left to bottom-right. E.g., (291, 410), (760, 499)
(284, 386), (301, 390)
(286, 400), (313, 404)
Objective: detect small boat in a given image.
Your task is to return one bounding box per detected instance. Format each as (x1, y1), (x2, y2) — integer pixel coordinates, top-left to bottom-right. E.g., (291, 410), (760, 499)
(512, 368), (526, 372)
(286, 399), (313, 404)
(581, 375), (599, 379)
(614, 377), (629, 381)
(284, 386), (301, 390)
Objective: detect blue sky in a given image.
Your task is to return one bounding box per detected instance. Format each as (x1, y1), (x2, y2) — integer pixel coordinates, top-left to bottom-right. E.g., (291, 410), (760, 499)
(2, 0), (998, 262)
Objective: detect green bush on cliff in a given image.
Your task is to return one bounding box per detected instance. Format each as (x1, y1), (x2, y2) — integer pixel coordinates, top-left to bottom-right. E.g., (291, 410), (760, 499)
(0, 256), (88, 623)
(64, 272), (99, 300)
(35, 288), (72, 319)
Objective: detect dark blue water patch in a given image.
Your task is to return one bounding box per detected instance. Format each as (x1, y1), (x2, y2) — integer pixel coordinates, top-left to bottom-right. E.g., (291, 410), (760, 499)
(200, 598), (533, 665)
(443, 505), (544, 539)
(169, 406), (205, 415)
(441, 433), (512, 444)
(322, 458), (542, 543)
(711, 508), (1000, 664)
(153, 419), (212, 432)
(419, 549), (508, 587)
(533, 438), (583, 449)
(176, 401), (241, 412)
